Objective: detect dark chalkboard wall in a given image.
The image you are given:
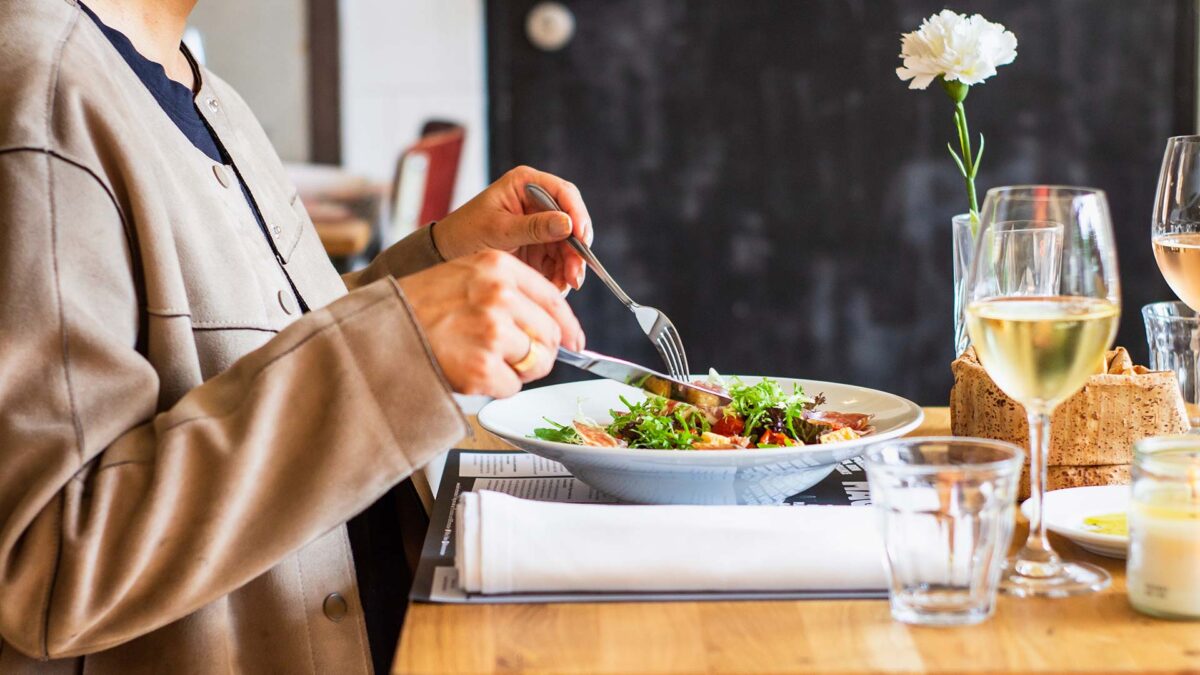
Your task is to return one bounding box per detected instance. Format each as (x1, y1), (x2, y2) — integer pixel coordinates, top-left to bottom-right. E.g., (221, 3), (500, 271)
(488, 0), (1196, 404)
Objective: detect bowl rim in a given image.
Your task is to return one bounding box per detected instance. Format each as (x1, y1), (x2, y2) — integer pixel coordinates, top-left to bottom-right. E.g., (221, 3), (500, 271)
(477, 376), (925, 460)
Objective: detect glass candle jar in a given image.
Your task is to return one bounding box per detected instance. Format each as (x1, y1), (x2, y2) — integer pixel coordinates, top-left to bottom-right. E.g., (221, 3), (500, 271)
(1127, 436), (1200, 620)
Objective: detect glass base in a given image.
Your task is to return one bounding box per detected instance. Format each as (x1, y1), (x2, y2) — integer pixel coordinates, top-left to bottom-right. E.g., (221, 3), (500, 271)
(888, 586), (995, 627)
(999, 558), (1111, 598)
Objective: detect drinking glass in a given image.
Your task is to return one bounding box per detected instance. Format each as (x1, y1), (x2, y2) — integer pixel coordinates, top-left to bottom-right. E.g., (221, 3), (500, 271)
(1143, 301), (1200, 426)
(965, 186), (1121, 597)
(981, 221), (1064, 298)
(865, 437), (1024, 626)
(1153, 136), (1200, 313)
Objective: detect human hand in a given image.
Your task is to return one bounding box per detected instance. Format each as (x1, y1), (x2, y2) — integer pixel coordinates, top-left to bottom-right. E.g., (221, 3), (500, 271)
(397, 250), (584, 397)
(431, 166), (593, 292)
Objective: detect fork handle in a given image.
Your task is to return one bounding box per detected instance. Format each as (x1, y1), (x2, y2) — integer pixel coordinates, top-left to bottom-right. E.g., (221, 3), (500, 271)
(561, 238), (635, 307)
(524, 184), (635, 307)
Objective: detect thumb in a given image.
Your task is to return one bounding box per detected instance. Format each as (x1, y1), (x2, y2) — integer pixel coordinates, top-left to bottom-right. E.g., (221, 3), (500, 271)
(510, 210), (573, 246)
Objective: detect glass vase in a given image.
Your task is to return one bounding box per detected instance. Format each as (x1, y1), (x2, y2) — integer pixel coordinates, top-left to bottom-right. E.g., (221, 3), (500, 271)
(952, 213), (976, 357)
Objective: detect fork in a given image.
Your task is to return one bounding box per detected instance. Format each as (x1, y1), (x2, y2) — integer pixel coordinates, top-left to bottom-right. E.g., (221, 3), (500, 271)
(525, 183), (690, 380)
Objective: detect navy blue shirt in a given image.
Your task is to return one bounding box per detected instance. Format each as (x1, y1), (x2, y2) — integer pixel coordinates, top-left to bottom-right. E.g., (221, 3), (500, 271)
(80, 2), (308, 313)
(79, 1), (223, 162)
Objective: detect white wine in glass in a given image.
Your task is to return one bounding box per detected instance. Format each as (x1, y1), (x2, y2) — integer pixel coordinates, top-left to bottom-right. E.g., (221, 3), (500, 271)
(969, 297), (1118, 408)
(966, 188), (1120, 597)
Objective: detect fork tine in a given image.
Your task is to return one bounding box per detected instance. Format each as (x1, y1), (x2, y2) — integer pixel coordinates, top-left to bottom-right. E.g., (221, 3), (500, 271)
(656, 333), (685, 381)
(655, 323), (686, 380)
(663, 323), (689, 378)
(657, 335), (680, 379)
(651, 334), (674, 374)
(665, 333), (687, 380)
(651, 336), (679, 379)
(644, 314), (678, 378)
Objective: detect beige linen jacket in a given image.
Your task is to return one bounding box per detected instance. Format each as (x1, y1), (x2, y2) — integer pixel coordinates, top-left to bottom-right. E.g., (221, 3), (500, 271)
(0, 0), (470, 672)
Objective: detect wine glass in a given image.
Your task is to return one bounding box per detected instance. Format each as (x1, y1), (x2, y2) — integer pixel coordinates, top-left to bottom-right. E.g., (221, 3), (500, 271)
(1152, 136), (1200, 417)
(965, 186), (1120, 597)
(1153, 136), (1200, 312)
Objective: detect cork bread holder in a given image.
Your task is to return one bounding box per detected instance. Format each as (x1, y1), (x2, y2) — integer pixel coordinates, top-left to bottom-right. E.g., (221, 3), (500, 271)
(950, 347), (1189, 498)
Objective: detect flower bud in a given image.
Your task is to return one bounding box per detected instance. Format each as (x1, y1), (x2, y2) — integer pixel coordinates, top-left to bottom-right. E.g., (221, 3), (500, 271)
(941, 78), (969, 103)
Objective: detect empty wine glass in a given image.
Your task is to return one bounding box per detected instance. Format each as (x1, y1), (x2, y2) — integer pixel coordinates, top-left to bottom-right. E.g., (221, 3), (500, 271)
(965, 186), (1120, 597)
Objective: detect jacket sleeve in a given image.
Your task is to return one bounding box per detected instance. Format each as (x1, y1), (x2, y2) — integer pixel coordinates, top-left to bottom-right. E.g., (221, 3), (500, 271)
(341, 224), (445, 290)
(0, 150), (470, 659)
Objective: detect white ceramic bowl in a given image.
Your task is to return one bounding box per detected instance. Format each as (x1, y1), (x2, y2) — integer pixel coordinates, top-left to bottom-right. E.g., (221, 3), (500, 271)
(478, 376), (924, 505)
(1020, 485), (1130, 559)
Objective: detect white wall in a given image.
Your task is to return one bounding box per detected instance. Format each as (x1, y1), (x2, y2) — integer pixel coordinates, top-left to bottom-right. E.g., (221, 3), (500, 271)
(339, 0), (488, 206)
(188, 0), (311, 162)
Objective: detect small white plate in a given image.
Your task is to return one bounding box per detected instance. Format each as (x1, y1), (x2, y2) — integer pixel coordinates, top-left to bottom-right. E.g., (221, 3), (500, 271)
(1021, 485), (1130, 559)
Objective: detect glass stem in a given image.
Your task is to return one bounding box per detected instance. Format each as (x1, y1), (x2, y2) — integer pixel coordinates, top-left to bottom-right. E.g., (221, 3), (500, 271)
(1015, 408), (1061, 577)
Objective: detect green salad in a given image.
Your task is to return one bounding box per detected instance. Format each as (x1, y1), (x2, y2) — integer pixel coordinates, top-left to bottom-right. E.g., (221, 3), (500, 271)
(531, 375), (871, 450)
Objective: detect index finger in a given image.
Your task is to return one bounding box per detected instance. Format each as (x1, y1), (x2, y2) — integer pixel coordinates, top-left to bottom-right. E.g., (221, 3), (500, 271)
(501, 254), (585, 351)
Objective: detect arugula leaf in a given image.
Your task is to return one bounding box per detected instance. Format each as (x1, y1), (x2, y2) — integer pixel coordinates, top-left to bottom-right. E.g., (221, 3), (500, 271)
(785, 415), (827, 445)
(727, 377), (819, 443)
(530, 418), (584, 445)
(605, 395), (710, 449)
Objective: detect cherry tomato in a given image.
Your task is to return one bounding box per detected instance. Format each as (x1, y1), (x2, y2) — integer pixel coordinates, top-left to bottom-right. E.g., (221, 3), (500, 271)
(757, 430), (795, 447)
(712, 414), (745, 438)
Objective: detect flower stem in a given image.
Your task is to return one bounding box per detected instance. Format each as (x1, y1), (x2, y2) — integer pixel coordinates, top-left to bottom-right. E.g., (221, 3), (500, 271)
(953, 102), (979, 232)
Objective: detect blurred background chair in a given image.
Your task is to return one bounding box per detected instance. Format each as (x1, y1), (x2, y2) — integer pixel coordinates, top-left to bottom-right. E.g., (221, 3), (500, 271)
(386, 120), (466, 247)
(286, 119), (465, 274)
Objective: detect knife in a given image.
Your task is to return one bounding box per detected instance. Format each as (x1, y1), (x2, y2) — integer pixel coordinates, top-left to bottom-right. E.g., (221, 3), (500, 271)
(556, 348), (732, 408)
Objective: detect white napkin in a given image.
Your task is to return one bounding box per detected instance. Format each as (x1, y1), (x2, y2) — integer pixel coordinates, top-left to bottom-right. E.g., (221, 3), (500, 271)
(455, 490), (887, 594)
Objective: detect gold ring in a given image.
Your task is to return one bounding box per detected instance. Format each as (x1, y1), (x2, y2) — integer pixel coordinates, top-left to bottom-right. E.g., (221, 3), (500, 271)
(510, 336), (541, 374)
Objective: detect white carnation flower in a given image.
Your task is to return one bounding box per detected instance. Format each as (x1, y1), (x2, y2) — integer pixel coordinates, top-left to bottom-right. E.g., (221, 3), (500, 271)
(896, 10), (1017, 90)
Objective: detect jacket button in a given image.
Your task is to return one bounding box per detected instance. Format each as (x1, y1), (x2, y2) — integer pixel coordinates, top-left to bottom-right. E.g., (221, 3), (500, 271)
(277, 289), (297, 315)
(212, 164), (230, 188)
(322, 593), (348, 623)
(206, 96), (220, 112)
(271, 225), (282, 238)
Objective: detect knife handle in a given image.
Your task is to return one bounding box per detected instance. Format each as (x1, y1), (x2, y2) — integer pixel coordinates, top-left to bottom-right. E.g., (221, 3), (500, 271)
(555, 347), (594, 369)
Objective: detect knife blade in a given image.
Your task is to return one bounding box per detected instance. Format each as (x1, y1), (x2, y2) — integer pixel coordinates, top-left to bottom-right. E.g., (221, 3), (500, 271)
(555, 348), (732, 408)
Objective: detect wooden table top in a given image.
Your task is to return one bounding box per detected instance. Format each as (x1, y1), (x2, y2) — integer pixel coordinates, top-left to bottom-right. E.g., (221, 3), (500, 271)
(393, 407), (1200, 674)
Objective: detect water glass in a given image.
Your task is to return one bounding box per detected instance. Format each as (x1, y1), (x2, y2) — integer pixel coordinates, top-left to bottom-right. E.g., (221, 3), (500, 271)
(955, 219), (1064, 356)
(1143, 301), (1200, 425)
(864, 437), (1024, 626)
(988, 221), (1063, 297)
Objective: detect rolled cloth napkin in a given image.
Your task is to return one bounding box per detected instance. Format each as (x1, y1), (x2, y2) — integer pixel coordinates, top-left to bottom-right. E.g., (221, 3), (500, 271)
(455, 490), (887, 594)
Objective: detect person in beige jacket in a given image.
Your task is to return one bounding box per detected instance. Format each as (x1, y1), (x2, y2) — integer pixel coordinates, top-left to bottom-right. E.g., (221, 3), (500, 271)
(0, 0), (595, 672)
